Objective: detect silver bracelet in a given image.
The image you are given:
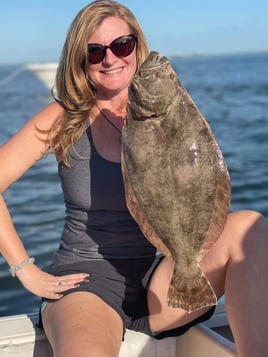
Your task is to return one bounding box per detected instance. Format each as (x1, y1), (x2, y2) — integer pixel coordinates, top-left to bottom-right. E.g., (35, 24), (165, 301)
(9, 257), (35, 277)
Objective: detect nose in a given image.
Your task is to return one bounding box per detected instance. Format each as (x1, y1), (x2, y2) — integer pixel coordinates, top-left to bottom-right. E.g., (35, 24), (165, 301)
(102, 47), (117, 64)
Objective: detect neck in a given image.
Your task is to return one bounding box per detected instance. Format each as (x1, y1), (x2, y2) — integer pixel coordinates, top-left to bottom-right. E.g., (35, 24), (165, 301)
(95, 96), (128, 117)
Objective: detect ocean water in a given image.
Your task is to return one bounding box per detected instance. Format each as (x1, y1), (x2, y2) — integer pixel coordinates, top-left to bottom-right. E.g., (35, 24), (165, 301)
(0, 53), (267, 317)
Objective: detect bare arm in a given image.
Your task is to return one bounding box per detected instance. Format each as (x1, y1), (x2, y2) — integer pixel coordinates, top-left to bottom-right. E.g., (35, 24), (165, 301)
(0, 102), (89, 298)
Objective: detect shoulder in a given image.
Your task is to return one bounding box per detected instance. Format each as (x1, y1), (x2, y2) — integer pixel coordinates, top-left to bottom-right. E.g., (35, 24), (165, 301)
(0, 102), (64, 184)
(31, 101), (64, 131)
(0, 102), (64, 192)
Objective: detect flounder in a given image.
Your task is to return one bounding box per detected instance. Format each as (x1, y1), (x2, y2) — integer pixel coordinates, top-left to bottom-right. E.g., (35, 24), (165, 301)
(121, 51), (231, 313)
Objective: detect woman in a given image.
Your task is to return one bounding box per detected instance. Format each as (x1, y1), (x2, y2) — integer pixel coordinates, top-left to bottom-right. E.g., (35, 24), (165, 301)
(0, 1), (267, 356)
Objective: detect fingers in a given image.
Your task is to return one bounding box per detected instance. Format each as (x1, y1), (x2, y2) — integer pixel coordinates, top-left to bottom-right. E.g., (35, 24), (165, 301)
(58, 273), (90, 283)
(41, 273), (90, 300)
(54, 273), (90, 289)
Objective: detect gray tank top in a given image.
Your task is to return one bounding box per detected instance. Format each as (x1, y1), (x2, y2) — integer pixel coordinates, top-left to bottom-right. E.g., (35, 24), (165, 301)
(51, 125), (157, 265)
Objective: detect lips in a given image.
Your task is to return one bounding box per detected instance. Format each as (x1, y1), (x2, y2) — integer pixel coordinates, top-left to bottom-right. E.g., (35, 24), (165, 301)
(100, 67), (124, 75)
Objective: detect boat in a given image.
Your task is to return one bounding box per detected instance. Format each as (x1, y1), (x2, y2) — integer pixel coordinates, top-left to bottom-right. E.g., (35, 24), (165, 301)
(0, 303), (236, 356)
(0, 63), (235, 356)
(25, 62), (58, 90)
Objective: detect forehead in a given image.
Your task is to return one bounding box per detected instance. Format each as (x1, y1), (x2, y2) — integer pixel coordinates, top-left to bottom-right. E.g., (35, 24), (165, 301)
(88, 16), (130, 44)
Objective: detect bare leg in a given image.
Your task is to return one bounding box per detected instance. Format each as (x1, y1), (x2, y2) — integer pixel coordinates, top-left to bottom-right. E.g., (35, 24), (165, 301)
(148, 210), (268, 357)
(42, 292), (123, 357)
(223, 211), (268, 356)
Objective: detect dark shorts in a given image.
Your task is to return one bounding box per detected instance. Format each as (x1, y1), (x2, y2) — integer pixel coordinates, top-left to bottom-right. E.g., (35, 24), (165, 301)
(40, 256), (215, 340)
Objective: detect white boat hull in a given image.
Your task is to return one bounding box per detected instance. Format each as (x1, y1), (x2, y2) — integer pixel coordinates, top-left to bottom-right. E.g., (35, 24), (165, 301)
(25, 63), (58, 90)
(0, 311), (236, 357)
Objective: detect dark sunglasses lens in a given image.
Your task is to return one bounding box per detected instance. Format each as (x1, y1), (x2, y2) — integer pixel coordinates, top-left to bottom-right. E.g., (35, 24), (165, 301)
(111, 36), (136, 57)
(88, 45), (106, 64)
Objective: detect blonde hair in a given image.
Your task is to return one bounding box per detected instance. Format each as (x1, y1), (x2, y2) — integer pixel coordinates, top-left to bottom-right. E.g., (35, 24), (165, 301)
(48, 0), (149, 166)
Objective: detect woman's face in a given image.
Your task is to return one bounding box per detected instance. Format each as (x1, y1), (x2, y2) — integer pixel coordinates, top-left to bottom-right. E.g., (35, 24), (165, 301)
(87, 16), (137, 99)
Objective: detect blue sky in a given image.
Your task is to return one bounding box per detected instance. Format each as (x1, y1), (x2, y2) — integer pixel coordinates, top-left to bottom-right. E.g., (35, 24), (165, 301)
(0, 0), (267, 64)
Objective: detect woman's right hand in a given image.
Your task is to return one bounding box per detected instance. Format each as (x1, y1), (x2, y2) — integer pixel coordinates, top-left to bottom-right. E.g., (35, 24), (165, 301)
(15, 263), (90, 299)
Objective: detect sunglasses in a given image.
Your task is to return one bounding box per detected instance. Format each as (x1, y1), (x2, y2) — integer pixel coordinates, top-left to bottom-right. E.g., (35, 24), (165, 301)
(87, 34), (137, 64)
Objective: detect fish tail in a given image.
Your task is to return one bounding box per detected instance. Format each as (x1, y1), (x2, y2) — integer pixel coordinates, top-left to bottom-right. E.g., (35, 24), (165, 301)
(167, 267), (217, 313)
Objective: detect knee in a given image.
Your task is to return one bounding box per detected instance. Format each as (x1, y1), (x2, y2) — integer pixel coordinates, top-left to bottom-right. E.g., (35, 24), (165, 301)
(226, 210), (267, 255)
(228, 210), (265, 236)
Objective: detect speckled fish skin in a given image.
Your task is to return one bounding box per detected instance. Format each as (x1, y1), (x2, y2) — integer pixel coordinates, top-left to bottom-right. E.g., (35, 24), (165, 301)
(121, 51), (231, 313)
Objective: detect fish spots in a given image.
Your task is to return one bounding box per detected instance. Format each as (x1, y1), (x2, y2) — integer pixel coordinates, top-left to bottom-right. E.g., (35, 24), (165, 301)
(170, 72), (176, 80)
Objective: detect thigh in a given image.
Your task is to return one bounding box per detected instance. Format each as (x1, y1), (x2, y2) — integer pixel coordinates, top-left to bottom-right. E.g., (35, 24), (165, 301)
(42, 291), (123, 357)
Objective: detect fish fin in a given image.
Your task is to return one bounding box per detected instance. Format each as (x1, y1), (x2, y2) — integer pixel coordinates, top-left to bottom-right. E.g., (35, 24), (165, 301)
(167, 268), (217, 313)
(150, 122), (168, 143)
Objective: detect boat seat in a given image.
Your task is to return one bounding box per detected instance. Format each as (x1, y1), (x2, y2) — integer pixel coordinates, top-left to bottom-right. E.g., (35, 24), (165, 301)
(0, 313), (236, 356)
